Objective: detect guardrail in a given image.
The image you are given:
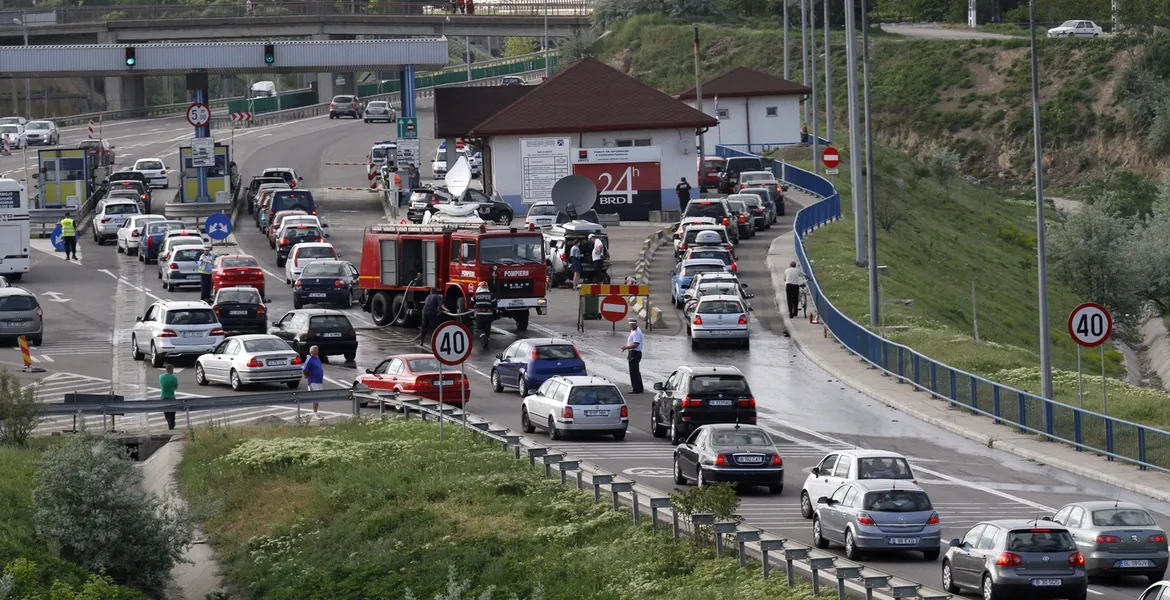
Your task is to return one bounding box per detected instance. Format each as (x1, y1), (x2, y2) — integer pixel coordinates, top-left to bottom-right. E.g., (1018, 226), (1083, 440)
(717, 143), (1170, 473)
(53, 93), (249, 128)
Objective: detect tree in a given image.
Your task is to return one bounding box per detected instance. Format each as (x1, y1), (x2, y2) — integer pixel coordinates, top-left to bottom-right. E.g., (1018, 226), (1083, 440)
(1048, 202), (1145, 326)
(0, 368), (42, 446)
(33, 435), (193, 594)
(875, 193), (910, 232)
(926, 147), (960, 203)
(1085, 168), (1160, 220)
(502, 37), (536, 57)
(556, 29), (601, 66)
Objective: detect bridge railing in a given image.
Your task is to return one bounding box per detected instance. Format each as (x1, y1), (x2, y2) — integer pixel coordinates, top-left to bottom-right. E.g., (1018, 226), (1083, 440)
(716, 143), (1170, 474)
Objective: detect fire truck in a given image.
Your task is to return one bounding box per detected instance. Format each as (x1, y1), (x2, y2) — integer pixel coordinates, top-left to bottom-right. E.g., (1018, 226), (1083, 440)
(358, 223), (548, 331)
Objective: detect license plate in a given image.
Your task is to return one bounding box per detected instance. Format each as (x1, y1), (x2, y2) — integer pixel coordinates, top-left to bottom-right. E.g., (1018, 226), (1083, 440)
(887, 537), (920, 545)
(584, 410), (608, 417)
(229, 310), (248, 316)
(321, 332), (342, 338)
(500, 299), (526, 308)
(707, 399), (733, 406)
(736, 455), (764, 464)
(6, 321), (23, 327)
(187, 274), (200, 279)
(435, 380), (455, 386)
(266, 359), (287, 366)
(1117, 560), (1154, 568)
(1031, 579), (1062, 587)
(309, 293), (327, 298)
(708, 330), (732, 336)
(180, 331), (202, 338)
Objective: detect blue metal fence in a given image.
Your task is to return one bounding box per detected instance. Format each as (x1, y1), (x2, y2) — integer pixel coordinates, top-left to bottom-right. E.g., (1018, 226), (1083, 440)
(716, 143), (1170, 474)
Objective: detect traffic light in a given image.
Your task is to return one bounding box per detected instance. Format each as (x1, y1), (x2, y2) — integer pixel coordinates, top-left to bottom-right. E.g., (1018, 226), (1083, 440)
(124, 47), (136, 67)
(263, 44), (275, 65)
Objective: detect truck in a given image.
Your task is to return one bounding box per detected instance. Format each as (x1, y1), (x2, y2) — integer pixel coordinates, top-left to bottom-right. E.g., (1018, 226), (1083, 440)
(358, 223), (548, 331)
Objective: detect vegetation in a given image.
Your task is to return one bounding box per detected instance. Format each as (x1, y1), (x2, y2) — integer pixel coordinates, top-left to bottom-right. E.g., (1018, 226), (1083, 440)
(0, 369), (42, 447)
(176, 418), (826, 600)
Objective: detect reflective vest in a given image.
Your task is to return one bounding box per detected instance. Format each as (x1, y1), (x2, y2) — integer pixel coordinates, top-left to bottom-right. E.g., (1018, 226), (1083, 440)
(59, 218), (75, 237)
(197, 253), (215, 275)
(473, 289), (495, 313)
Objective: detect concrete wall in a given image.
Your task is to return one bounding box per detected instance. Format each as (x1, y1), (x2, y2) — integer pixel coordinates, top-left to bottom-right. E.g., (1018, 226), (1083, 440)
(685, 95), (801, 148)
(487, 128), (698, 219)
(103, 74), (146, 112)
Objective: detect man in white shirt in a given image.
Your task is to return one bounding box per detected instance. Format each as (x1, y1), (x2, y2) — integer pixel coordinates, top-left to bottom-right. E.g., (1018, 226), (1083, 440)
(589, 233), (607, 283)
(783, 260), (806, 318)
(620, 318), (644, 394)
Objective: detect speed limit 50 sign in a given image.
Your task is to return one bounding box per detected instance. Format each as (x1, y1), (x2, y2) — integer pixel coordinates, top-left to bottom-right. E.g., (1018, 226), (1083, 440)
(1067, 302), (1113, 347)
(431, 321), (473, 366)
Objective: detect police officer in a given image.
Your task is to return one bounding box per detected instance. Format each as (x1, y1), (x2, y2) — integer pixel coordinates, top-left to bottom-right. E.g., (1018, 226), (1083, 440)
(197, 247), (217, 303)
(676, 177), (692, 209)
(620, 318), (644, 394)
(472, 281), (496, 348)
(420, 287), (444, 347)
(58, 212), (77, 261)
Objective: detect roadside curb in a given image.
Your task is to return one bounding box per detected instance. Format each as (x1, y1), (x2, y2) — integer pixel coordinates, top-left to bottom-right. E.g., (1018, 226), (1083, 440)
(628, 226), (672, 328)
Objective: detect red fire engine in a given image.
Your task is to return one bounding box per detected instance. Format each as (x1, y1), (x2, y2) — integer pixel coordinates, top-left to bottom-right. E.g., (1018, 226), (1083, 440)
(358, 223), (548, 331)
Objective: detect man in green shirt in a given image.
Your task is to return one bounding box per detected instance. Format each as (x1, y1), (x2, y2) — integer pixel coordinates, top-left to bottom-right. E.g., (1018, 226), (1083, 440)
(159, 364), (179, 430)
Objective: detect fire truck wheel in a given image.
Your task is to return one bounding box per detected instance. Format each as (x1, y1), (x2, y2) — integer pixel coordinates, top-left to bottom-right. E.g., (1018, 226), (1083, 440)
(455, 296), (472, 326)
(391, 294), (407, 326)
(370, 292), (394, 327)
(514, 310), (529, 331)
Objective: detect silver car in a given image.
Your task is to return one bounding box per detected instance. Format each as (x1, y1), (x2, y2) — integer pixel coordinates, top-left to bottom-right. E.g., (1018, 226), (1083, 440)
(1048, 501), (1168, 582)
(0, 288), (42, 346)
(93, 199), (142, 245)
(195, 334), (302, 391)
(813, 479), (942, 561)
(688, 295), (751, 349)
(131, 300), (225, 368)
(363, 101), (395, 123)
(23, 120), (58, 145)
(159, 246), (204, 291)
(520, 375), (629, 441)
(942, 519), (1087, 600)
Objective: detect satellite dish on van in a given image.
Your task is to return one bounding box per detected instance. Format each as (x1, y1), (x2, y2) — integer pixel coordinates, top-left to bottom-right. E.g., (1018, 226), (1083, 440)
(445, 156), (472, 199)
(551, 174), (597, 217)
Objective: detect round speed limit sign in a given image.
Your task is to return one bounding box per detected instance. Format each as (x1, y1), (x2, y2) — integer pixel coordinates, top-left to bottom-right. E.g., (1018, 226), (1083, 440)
(431, 321), (473, 366)
(1067, 302), (1113, 347)
(186, 103), (211, 127)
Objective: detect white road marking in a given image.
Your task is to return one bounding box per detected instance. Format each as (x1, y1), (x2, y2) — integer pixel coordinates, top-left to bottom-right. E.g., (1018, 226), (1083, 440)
(98, 268), (161, 301)
(325, 376), (349, 389)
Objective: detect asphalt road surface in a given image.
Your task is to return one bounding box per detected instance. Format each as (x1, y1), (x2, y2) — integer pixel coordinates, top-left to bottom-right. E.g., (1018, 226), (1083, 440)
(4, 100), (1167, 600)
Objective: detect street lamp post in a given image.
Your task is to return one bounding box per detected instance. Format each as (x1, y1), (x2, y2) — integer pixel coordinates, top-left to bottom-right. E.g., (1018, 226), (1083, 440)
(14, 15), (29, 118)
(1029, 0), (1054, 400)
(543, 0), (550, 78)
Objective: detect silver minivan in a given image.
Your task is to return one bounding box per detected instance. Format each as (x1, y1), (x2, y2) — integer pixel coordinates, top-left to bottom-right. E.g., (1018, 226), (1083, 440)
(160, 246), (204, 291)
(520, 375), (629, 441)
(0, 288), (42, 345)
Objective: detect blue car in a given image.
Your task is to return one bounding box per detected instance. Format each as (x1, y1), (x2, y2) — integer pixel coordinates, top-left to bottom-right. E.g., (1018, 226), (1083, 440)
(671, 259), (733, 308)
(138, 219), (186, 264)
(491, 339), (587, 397)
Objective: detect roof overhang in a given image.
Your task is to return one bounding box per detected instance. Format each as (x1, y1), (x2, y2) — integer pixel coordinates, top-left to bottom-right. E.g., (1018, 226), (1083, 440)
(475, 120), (716, 137)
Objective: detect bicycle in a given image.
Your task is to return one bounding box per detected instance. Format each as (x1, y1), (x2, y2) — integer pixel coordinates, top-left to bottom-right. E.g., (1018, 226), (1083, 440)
(798, 283), (809, 318)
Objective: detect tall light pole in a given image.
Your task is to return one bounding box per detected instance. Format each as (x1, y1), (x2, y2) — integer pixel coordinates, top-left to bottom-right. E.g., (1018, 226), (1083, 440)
(1029, 0), (1054, 400)
(844, 0), (865, 265)
(694, 25), (706, 185)
(543, 0), (550, 77)
(823, 0), (832, 143)
(810, 0), (819, 176)
(783, 0), (790, 80)
(14, 15), (29, 118)
(862, 0), (878, 326)
(801, 0), (810, 126)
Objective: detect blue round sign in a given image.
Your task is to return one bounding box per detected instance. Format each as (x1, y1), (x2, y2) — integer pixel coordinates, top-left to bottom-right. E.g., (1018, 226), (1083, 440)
(204, 212), (232, 241)
(50, 225), (65, 252)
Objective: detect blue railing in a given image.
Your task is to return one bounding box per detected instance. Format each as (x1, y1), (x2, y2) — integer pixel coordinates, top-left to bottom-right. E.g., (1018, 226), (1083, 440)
(716, 144), (1170, 474)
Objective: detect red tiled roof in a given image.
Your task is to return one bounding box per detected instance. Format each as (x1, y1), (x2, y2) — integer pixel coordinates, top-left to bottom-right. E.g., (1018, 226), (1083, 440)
(469, 58), (717, 137)
(677, 67), (811, 100)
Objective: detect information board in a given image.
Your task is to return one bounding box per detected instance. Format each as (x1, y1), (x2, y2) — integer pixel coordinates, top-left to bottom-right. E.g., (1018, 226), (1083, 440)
(191, 138), (216, 168)
(519, 137), (572, 204)
(0, 190), (20, 209)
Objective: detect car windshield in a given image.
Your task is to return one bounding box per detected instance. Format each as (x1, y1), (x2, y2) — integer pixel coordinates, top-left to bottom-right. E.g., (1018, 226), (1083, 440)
(173, 248), (203, 262)
(407, 358), (443, 372)
(0, 295), (37, 311)
(26, 122), (50, 130)
(567, 386), (623, 405)
(1060, 20), (1077, 27)
(0, 125), (19, 133)
(742, 197), (762, 208)
(479, 235), (543, 264)
(1092, 509), (1157, 527)
(296, 246), (334, 258)
(728, 201), (747, 212)
(216, 289), (261, 304)
(409, 190), (433, 204)
(78, 140), (101, 148)
(689, 251), (732, 264)
(369, 102), (388, 108)
(287, 228), (323, 240)
(684, 228), (727, 244)
(534, 345), (577, 360)
(528, 204), (558, 216)
(147, 222), (182, 235)
(709, 429), (772, 447)
(683, 265), (726, 277)
(309, 315), (351, 330)
(164, 309), (216, 325)
(220, 256), (259, 268)
(105, 203), (139, 215)
(857, 457), (915, 479)
(683, 202), (727, 219)
(242, 338), (289, 353)
(863, 491), (933, 512)
(333, 96), (354, 103)
(740, 188), (775, 203)
(555, 209), (600, 224)
(1006, 530), (1076, 552)
(741, 172), (771, 182)
(703, 160), (723, 169)
(263, 170), (293, 180)
(697, 299), (744, 314)
(371, 147), (392, 160)
(136, 160), (163, 170)
(272, 191), (313, 213)
(690, 375), (749, 394)
(302, 263), (346, 277)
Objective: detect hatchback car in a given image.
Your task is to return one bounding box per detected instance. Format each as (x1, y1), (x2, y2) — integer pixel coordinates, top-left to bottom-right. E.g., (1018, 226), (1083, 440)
(23, 120), (58, 146)
(679, 247), (736, 273)
(0, 288), (42, 346)
(159, 246), (204, 292)
(354, 354), (470, 405)
(682, 199), (737, 242)
(132, 158), (169, 188)
(726, 199), (755, 240)
(651, 366), (757, 444)
(245, 176), (288, 214)
(671, 258), (732, 308)
(195, 334), (302, 391)
(738, 186), (783, 220)
(520, 375), (628, 441)
(676, 224), (735, 260)
(674, 217), (718, 248)
(525, 201), (559, 229)
(93, 199), (142, 245)
(689, 295), (751, 349)
(718, 156), (768, 193)
(268, 209), (310, 247)
(329, 95), (363, 119)
(139, 220), (188, 263)
(131, 300), (225, 368)
(276, 225), (326, 268)
(211, 254), (266, 297)
(363, 100), (395, 123)
(260, 167), (302, 190)
(683, 280), (754, 317)
(116, 214), (166, 256)
(736, 170), (778, 193)
(211, 286), (268, 335)
(491, 339), (587, 397)
(673, 424), (783, 494)
(813, 480), (941, 561)
(274, 214), (323, 244)
(942, 520), (1088, 600)
(285, 242), (338, 284)
(1047, 501), (1168, 582)
(800, 449), (918, 519)
(735, 194), (770, 230)
(269, 309), (357, 362)
(293, 260), (359, 309)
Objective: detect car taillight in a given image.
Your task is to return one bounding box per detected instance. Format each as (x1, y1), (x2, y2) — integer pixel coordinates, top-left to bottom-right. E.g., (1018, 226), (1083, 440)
(101, 218), (111, 223)
(158, 329), (178, 338)
(330, 103), (336, 107)
(294, 280), (303, 288)
(209, 328), (225, 337)
(35, 306), (43, 319)
(679, 396), (700, 408)
(770, 454), (782, 466)
(131, 230), (139, 237)
(414, 377), (430, 388)
(169, 263), (179, 270)
(738, 214), (747, 223)
(620, 405), (628, 418)
(995, 552), (1023, 566)
(1150, 534), (1167, 543)
(693, 315), (702, 325)
(714, 453), (728, 466)
(561, 406), (573, 419)
(281, 238), (290, 246)
(146, 238), (154, 246)
(927, 513), (940, 525)
(1069, 552), (1085, 566)
(721, 217), (729, 226)
(730, 262), (738, 272)
(856, 514), (876, 526)
(738, 397), (755, 408)
(679, 243), (688, 250)
(257, 305), (266, 316)
(290, 180), (297, 188)
(1096, 535), (1122, 543)
(530, 347), (539, 360)
(560, 253), (566, 261)
(161, 169), (166, 175)
(212, 305), (220, 315)
(290, 355), (303, 365)
(351, 103), (357, 107)
(334, 279), (344, 288)
(247, 357), (262, 368)
(738, 314), (747, 325)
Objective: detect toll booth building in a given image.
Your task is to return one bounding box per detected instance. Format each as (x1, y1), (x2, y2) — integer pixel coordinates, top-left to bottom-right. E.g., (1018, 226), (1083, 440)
(677, 67), (811, 154)
(436, 58), (718, 222)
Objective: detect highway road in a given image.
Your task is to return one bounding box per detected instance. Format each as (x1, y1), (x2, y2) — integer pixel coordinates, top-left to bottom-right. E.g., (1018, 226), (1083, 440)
(5, 98), (1169, 600)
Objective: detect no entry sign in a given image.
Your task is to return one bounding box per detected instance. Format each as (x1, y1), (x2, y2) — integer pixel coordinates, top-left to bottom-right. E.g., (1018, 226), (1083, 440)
(600, 294), (629, 323)
(1067, 303), (1113, 347)
(821, 147), (840, 169)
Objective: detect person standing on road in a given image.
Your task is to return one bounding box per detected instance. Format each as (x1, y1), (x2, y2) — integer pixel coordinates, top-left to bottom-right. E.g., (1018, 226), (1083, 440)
(420, 287), (444, 346)
(303, 345), (324, 419)
(58, 212), (77, 261)
(407, 164), (421, 190)
(784, 260), (807, 319)
(675, 177), (692, 209)
(620, 319), (644, 394)
(472, 281), (496, 348)
(590, 233), (607, 284)
(569, 240), (583, 289)
(159, 363), (179, 430)
(197, 247), (217, 303)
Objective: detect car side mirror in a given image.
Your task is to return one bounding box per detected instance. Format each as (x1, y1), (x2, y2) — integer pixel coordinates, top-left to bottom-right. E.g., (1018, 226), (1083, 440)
(949, 538), (961, 548)
(748, 306), (755, 312)
(810, 467), (819, 476)
(365, 368), (373, 374)
(495, 353), (503, 360)
(1040, 516), (1053, 521)
(264, 298), (271, 303)
(816, 496), (831, 505)
(271, 321), (280, 328)
(135, 316), (142, 322)
(653, 382), (664, 391)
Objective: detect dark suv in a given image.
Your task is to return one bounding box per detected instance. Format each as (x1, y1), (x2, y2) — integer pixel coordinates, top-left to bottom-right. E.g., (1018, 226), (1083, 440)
(650, 366), (757, 444)
(268, 309), (358, 363)
(682, 199), (739, 245)
(718, 157), (768, 194)
(329, 95), (363, 119)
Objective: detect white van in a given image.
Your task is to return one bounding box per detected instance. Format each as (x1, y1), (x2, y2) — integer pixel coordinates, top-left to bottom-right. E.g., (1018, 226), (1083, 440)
(250, 81), (277, 98)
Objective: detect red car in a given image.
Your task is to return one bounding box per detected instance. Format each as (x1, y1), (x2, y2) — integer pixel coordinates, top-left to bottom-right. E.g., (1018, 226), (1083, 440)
(211, 254), (266, 297)
(354, 354), (470, 407)
(698, 157), (725, 192)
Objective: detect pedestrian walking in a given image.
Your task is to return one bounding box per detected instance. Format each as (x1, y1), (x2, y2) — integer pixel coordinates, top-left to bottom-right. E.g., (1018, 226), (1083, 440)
(472, 281), (496, 348)
(783, 260), (806, 319)
(675, 177), (692, 209)
(197, 247), (217, 303)
(407, 163), (421, 190)
(620, 319), (644, 394)
(420, 287), (444, 346)
(590, 233), (607, 284)
(801, 123), (809, 144)
(159, 363), (179, 430)
(246, 0), (255, 16)
(466, 0), (475, 13)
(302, 345), (324, 419)
(569, 240), (583, 289)
(58, 212), (77, 260)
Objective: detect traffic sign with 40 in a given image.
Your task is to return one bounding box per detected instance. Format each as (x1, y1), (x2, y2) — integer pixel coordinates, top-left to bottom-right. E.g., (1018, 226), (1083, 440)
(1067, 302), (1112, 347)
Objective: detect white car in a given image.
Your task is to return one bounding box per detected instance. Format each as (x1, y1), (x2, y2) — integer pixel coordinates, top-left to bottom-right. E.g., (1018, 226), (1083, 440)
(116, 214), (166, 256)
(157, 235), (209, 270)
(0, 124), (25, 149)
(683, 280), (754, 317)
(799, 449), (918, 519)
(0, 116), (27, 127)
(525, 201), (559, 229)
(195, 334), (303, 391)
(132, 158), (169, 188)
(520, 375), (629, 441)
(130, 300), (225, 368)
(363, 101), (396, 123)
(1047, 20), (1102, 37)
(275, 215), (323, 242)
(23, 120), (58, 146)
(92, 199), (142, 245)
(284, 242), (337, 284)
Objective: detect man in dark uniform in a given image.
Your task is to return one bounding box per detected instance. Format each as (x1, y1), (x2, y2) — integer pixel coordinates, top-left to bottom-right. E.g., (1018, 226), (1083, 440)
(472, 281), (496, 349)
(420, 287), (443, 347)
(675, 177), (692, 210)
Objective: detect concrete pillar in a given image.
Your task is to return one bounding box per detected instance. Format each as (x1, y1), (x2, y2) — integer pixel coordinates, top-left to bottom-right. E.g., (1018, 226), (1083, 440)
(311, 33), (335, 104)
(104, 75), (147, 114)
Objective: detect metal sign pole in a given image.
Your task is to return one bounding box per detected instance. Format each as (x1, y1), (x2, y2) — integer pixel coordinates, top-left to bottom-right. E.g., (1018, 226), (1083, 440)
(438, 361), (445, 440)
(1077, 344), (1084, 409)
(461, 363), (467, 437)
(1100, 344), (1107, 416)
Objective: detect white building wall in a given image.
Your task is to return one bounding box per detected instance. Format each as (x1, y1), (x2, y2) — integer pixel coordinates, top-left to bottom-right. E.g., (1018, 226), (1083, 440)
(684, 95), (802, 150)
(487, 127), (699, 216)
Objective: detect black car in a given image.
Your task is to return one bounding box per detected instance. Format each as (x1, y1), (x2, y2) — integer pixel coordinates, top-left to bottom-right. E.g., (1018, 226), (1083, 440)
(738, 186), (783, 220)
(409, 187), (513, 225)
(104, 177), (152, 213)
(725, 199), (755, 240)
(740, 195), (769, 230)
(682, 200), (739, 245)
(246, 176), (288, 214)
(718, 157), (768, 194)
(293, 261), (360, 309)
(211, 287), (268, 335)
(651, 366), (757, 444)
(268, 309), (358, 362)
(275, 225), (326, 267)
(673, 424), (784, 494)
